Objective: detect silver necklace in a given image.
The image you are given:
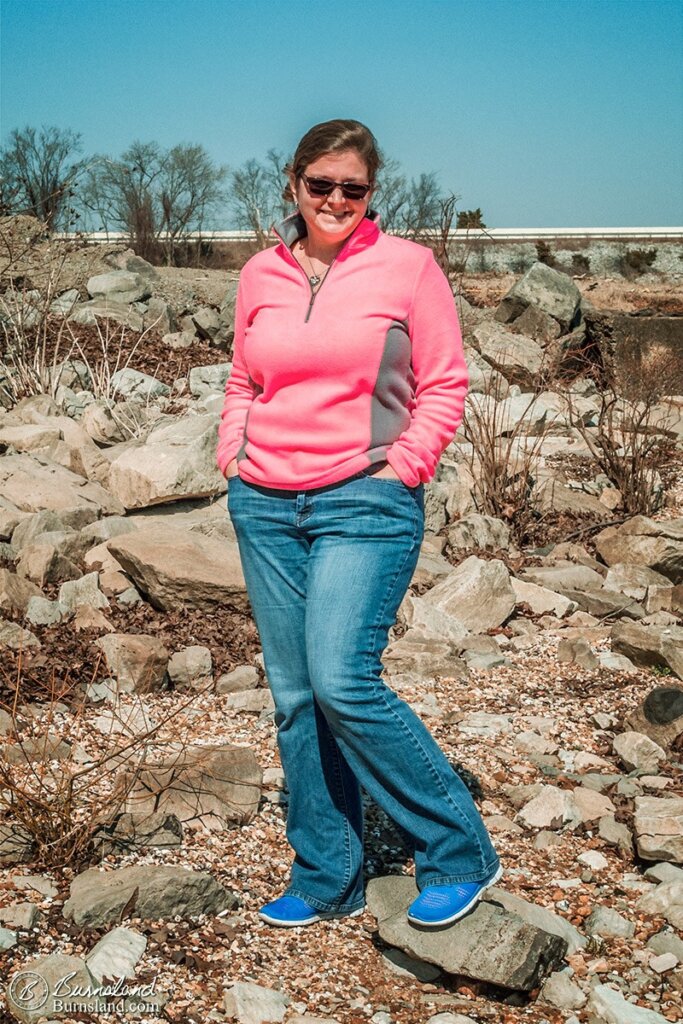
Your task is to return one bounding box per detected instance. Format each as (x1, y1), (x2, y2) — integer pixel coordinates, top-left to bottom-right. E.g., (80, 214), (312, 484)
(298, 241), (330, 288)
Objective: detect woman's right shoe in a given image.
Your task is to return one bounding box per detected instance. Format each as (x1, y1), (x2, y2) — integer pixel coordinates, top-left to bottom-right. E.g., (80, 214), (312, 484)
(258, 895), (364, 927)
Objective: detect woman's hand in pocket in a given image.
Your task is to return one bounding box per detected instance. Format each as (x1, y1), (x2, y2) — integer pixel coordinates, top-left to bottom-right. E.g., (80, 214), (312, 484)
(226, 459), (239, 479)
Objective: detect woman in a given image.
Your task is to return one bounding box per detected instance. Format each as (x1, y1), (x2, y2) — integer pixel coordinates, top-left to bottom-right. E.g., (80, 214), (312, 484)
(216, 119), (501, 929)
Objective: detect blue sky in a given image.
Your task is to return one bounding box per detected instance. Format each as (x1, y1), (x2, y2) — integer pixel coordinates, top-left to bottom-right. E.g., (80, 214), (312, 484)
(1, 0), (682, 227)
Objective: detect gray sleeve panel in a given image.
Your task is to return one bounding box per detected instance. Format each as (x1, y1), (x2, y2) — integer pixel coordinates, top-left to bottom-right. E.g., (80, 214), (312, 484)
(235, 376), (263, 462)
(368, 320), (414, 453)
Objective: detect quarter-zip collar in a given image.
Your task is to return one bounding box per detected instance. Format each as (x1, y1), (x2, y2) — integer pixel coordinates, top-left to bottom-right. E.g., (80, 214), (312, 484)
(272, 209), (381, 263)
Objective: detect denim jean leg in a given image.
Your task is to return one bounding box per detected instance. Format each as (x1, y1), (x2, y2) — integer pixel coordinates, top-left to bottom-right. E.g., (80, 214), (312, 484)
(227, 479), (365, 913)
(304, 478), (500, 888)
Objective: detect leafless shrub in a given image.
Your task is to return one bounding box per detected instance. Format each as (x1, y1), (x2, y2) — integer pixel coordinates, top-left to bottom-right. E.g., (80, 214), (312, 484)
(0, 268), (76, 407)
(0, 265), (162, 438)
(461, 379), (551, 545)
(566, 348), (679, 517)
(620, 247), (658, 277)
(0, 653), (212, 870)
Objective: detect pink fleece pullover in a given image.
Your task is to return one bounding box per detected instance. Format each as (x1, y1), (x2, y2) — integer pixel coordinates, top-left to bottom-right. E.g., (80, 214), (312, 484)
(216, 211), (468, 490)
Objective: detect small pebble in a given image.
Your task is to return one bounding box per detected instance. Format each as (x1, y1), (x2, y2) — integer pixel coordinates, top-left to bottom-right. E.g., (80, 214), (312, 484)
(578, 851), (609, 871)
(649, 952), (678, 973)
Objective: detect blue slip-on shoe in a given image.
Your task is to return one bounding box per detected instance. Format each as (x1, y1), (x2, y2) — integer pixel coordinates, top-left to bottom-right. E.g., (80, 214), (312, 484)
(407, 864), (503, 928)
(258, 895), (365, 928)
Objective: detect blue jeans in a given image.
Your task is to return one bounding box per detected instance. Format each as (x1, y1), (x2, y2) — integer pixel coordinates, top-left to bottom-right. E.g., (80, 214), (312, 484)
(226, 471), (499, 913)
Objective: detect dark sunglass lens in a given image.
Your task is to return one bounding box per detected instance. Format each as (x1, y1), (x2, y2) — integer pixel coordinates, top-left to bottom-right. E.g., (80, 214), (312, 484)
(341, 184), (369, 199)
(306, 177), (335, 196)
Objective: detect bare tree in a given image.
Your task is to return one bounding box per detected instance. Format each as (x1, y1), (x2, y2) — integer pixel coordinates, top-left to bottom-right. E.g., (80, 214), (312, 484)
(374, 162), (447, 240)
(229, 151), (291, 248)
(402, 172), (443, 240)
(0, 125), (86, 230)
(373, 157), (409, 233)
(263, 148), (291, 223)
(80, 141), (227, 264)
(432, 193), (458, 276)
(159, 144), (228, 264)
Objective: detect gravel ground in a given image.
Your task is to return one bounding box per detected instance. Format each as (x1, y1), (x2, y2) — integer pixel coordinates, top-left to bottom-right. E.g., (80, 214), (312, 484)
(1, 243), (682, 1022)
(1, 634), (682, 1024)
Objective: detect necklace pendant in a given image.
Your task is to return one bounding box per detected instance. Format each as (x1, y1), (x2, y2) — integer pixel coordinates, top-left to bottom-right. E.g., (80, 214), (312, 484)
(309, 274), (321, 286)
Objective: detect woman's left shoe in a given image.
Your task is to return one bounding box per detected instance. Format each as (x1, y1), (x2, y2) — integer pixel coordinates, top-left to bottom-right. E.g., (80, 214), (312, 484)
(258, 895), (365, 927)
(407, 864), (503, 927)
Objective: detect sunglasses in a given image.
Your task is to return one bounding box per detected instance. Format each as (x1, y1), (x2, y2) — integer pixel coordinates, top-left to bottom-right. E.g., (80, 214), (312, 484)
(301, 173), (372, 201)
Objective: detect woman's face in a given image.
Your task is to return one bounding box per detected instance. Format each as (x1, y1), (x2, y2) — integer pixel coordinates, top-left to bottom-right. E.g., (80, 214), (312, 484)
(291, 149), (374, 250)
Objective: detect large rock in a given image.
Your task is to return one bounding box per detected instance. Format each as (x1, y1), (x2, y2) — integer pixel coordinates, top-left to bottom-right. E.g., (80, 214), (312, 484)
(0, 821), (34, 865)
(0, 568), (42, 615)
(12, 501), (97, 540)
(0, 423), (61, 452)
(367, 876), (566, 991)
(511, 577), (576, 618)
(464, 392), (554, 439)
(495, 262), (581, 331)
(5, 953), (97, 1023)
(85, 926), (146, 982)
(510, 303), (562, 345)
(603, 563), (674, 605)
(400, 597), (469, 644)
(611, 621), (683, 679)
(613, 731), (666, 773)
(59, 572), (110, 612)
(111, 368), (170, 400)
(587, 983), (670, 1024)
(108, 526), (247, 612)
(15, 538), (83, 586)
(92, 811), (183, 856)
(485, 886), (585, 954)
(123, 742), (262, 829)
(94, 633), (169, 692)
(469, 321), (544, 387)
(464, 345), (509, 396)
(422, 556), (515, 633)
(0, 453), (123, 515)
(595, 517), (683, 583)
(223, 982), (290, 1024)
(189, 364), (231, 397)
(559, 587), (645, 620)
(446, 513), (510, 555)
(637, 879), (683, 929)
(167, 645), (212, 688)
(63, 864), (236, 928)
(634, 796), (683, 864)
(81, 397), (159, 445)
(625, 686), (683, 750)
(516, 784), (615, 830)
(105, 413), (225, 509)
(0, 618), (40, 650)
(87, 269), (152, 304)
(70, 298), (145, 331)
(382, 629), (468, 685)
(521, 562), (605, 592)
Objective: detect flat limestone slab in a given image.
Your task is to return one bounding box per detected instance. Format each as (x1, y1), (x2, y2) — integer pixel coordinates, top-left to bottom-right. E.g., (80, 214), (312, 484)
(367, 876), (567, 991)
(62, 864), (237, 928)
(108, 525), (247, 611)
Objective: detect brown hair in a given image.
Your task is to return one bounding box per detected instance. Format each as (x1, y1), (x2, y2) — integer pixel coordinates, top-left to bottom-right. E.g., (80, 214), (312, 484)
(282, 119), (382, 203)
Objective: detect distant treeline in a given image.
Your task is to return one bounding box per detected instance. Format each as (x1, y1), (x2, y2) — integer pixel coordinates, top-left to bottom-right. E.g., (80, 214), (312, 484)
(0, 125), (486, 267)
